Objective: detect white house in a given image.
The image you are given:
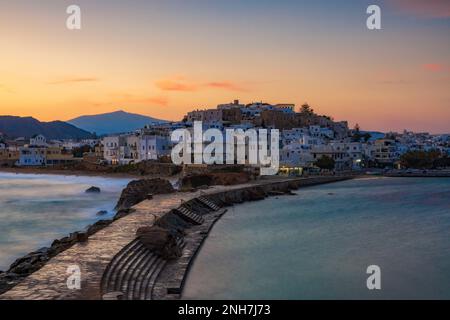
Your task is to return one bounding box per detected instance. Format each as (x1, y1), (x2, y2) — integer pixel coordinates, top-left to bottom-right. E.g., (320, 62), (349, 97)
(18, 147), (46, 166)
(139, 134), (171, 161)
(29, 134), (47, 147)
(103, 136), (120, 165)
(280, 143), (314, 168)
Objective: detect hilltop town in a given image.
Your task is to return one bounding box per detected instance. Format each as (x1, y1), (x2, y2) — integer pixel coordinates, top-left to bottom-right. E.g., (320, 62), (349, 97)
(1, 100), (449, 175)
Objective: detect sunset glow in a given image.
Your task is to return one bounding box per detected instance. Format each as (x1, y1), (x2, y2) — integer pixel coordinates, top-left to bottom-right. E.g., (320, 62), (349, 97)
(0, 0), (449, 133)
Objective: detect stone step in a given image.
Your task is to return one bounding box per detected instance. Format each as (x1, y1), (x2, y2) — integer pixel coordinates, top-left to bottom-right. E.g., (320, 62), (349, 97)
(118, 246), (151, 294)
(198, 197), (221, 211)
(101, 239), (141, 293)
(126, 252), (158, 300)
(142, 258), (167, 300)
(110, 244), (147, 292)
(138, 256), (165, 300)
(175, 207), (204, 225)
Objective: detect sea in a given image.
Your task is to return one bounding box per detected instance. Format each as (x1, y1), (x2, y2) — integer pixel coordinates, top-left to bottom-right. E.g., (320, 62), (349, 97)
(0, 172), (129, 271)
(182, 177), (450, 299)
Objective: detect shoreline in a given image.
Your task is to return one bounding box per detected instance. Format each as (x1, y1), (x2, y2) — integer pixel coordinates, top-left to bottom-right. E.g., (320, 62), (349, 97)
(0, 167), (181, 180)
(0, 167), (138, 179)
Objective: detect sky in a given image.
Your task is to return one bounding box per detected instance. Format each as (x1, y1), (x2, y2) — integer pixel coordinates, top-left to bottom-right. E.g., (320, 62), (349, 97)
(0, 0), (449, 133)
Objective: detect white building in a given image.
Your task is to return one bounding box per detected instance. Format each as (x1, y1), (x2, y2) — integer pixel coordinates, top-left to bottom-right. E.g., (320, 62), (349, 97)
(18, 147), (46, 166)
(120, 134), (140, 164)
(280, 143), (314, 168)
(29, 134), (47, 147)
(103, 136), (120, 165)
(139, 134), (171, 161)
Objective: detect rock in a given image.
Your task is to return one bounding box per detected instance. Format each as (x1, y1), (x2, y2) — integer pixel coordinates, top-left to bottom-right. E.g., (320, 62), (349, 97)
(9, 261), (44, 275)
(86, 219), (112, 235)
(155, 211), (190, 235)
(96, 210), (108, 216)
(113, 208), (136, 221)
(180, 172), (250, 190)
(76, 231), (89, 242)
(85, 186), (101, 193)
(180, 174), (213, 190)
(115, 178), (175, 210)
(0, 272), (22, 295)
(136, 226), (182, 260)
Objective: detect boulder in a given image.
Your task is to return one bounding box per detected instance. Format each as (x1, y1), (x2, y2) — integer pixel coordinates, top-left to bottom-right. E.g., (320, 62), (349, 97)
(0, 272), (22, 295)
(115, 178), (175, 210)
(96, 210), (108, 216)
(136, 226), (182, 260)
(113, 208), (136, 221)
(86, 219), (112, 235)
(85, 186), (101, 193)
(155, 211), (190, 235)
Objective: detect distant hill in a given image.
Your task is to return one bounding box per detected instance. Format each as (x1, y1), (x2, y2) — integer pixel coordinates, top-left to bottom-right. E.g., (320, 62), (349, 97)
(0, 116), (94, 140)
(68, 110), (167, 135)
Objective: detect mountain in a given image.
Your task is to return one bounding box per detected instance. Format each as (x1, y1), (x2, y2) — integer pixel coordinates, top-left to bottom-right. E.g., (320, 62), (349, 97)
(68, 110), (167, 135)
(0, 116), (94, 140)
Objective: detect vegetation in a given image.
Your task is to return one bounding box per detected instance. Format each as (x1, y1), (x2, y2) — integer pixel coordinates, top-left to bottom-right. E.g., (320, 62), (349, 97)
(399, 150), (445, 169)
(300, 103), (315, 115)
(351, 123), (371, 142)
(314, 155), (335, 170)
(72, 145), (93, 158)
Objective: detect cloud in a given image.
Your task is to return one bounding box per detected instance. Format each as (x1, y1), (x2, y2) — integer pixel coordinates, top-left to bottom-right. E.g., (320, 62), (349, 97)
(389, 0), (450, 18)
(155, 77), (198, 92)
(205, 81), (248, 92)
(48, 77), (100, 85)
(422, 63), (448, 72)
(155, 76), (249, 92)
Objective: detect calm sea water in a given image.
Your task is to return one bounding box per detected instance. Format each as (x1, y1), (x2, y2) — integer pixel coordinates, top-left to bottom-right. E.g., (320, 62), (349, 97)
(0, 173), (129, 271)
(183, 177), (450, 299)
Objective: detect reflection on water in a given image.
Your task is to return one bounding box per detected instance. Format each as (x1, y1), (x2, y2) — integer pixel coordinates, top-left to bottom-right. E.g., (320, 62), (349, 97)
(0, 173), (129, 270)
(183, 177), (450, 299)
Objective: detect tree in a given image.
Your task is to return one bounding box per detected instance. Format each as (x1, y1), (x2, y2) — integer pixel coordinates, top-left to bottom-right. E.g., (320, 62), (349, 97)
(314, 155), (335, 170)
(72, 145), (93, 158)
(400, 150), (441, 169)
(300, 103), (314, 115)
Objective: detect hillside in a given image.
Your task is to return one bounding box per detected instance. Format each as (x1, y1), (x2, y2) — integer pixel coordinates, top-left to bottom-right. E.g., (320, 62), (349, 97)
(68, 110), (166, 135)
(0, 116), (94, 139)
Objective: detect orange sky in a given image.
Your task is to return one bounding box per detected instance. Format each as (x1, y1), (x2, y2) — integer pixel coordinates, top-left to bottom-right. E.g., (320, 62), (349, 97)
(0, 0), (449, 133)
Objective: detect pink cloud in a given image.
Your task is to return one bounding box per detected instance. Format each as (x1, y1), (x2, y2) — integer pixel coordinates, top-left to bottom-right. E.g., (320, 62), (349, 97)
(389, 0), (450, 18)
(155, 76), (249, 92)
(155, 77), (198, 92)
(422, 63), (448, 72)
(205, 81), (248, 92)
